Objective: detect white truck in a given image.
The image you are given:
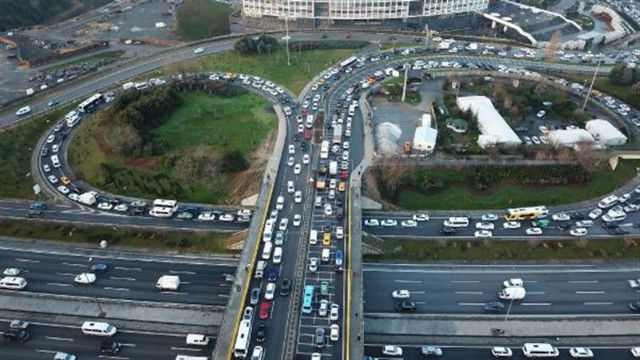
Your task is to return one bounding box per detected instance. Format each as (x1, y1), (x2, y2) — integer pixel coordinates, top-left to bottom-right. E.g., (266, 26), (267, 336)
(498, 287), (526, 300)
(333, 124), (342, 144)
(156, 275), (180, 291)
(329, 161), (338, 176)
(78, 191), (98, 206)
(254, 261), (267, 279)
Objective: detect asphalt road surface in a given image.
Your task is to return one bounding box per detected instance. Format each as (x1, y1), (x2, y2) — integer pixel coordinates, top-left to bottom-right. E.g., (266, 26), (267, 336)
(363, 263), (640, 315)
(0, 319), (215, 360)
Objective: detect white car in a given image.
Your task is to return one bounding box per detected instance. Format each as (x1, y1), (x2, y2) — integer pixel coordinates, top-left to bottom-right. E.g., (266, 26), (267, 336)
(294, 191), (302, 203)
(293, 214), (302, 227)
(401, 220), (417, 227)
(575, 220), (593, 228)
(194, 47), (204, 54)
(381, 219), (397, 227)
(68, 193), (80, 201)
(382, 345), (403, 356)
(3, 268), (20, 276)
(481, 214), (499, 222)
(311, 353), (321, 360)
(288, 144), (295, 155)
(569, 347), (594, 358)
(336, 226), (344, 239)
(330, 324), (339, 341)
(491, 347), (513, 357)
(330, 303), (339, 321)
(265, 282), (276, 300)
(279, 218), (289, 231)
(43, 164), (51, 173)
(303, 154), (310, 164)
(15, 106), (32, 116)
(57, 185), (69, 194)
(324, 204), (333, 216)
(588, 208), (602, 219)
(97, 202), (113, 211)
(364, 219), (379, 226)
(392, 290), (410, 299)
(287, 156), (295, 166)
(624, 203), (640, 212)
(52, 144), (60, 153)
(114, 204), (128, 212)
(503, 221), (521, 229)
(413, 214), (429, 221)
(294, 164), (302, 174)
(46, 134), (55, 143)
(570, 228), (588, 237)
(526, 227), (542, 235)
(619, 193), (632, 203)
(319, 299), (328, 316)
(309, 257), (318, 272)
(632, 347), (640, 358)
(74, 273), (96, 284)
(628, 279), (640, 289)
(343, 141), (350, 149)
(474, 230), (492, 238)
(219, 214), (235, 222)
(198, 212), (216, 221)
(503, 278), (523, 288)
(475, 222), (494, 230)
(48, 175), (58, 184)
(552, 213), (571, 221)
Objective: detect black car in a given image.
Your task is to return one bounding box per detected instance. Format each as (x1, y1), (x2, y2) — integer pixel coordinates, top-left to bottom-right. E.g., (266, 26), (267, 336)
(280, 278), (291, 296)
(40, 147), (49, 157)
(630, 300), (640, 312)
(27, 210), (44, 218)
(256, 324), (267, 342)
(313, 328), (325, 348)
(395, 300), (417, 312)
(483, 301), (505, 313)
(572, 212), (588, 221)
(601, 221), (619, 229)
(323, 221), (332, 233)
(3, 329), (30, 342)
(439, 227), (457, 235)
(556, 223), (571, 231)
(101, 341), (121, 354)
(267, 265), (280, 282)
(609, 227), (629, 235)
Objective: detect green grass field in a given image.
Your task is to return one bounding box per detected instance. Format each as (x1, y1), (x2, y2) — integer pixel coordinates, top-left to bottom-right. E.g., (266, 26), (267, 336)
(395, 160), (640, 210)
(176, 0), (233, 41)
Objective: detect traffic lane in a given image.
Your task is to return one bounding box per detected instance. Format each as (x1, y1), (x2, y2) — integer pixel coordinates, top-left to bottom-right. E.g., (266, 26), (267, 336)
(0, 321), (215, 360)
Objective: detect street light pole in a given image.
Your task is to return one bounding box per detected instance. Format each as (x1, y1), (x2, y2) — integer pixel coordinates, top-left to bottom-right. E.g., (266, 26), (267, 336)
(401, 63), (410, 102)
(88, 257), (106, 317)
(582, 59), (601, 111)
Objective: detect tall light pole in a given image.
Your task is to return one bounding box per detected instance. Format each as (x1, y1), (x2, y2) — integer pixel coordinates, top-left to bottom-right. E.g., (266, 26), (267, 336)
(424, 23), (430, 48)
(401, 63), (410, 102)
(285, 14), (290, 66)
(582, 59), (602, 111)
(87, 257), (105, 317)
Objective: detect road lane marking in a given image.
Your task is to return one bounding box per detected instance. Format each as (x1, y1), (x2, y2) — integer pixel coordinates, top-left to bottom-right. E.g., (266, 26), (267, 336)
(171, 347), (203, 352)
(98, 356), (129, 360)
(110, 277), (136, 281)
(527, 291), (546, 295)
(521, 303), (552, 306)
(120, 343), (136, 347)
(62, 262), (86, 267)
(160, 291), (188, 295)
(459, 302), (484, 306)
(169, 270), (196, 275)
(576, 291), (606, 294)
(46, 336), (74, 341)
(583, 302), (613, 305)
(103, 287), (129, 291)
(115, 267), (142, 271)
(15, 258), (39, 263)
(46, 282), (73, 287)
(56, 272), (77, 277)
(569, 280), (599, 283)
(455, 291), (483, 294)
(219, 294), (229, 298)
(393, 279), (421, 284)
(35, 350), (59, 354)
(414, 301), (426, 305)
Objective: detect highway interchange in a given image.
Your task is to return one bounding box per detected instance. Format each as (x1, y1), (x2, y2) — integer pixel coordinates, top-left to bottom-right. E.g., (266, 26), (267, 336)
(1, 30), (640, 360)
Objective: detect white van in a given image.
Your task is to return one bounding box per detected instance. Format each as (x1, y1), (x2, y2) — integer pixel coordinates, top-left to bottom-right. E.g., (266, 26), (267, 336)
(598, 195), (619, 209)
(443, 217), (469, 228)
(186, 334), (210, 346)
(306, 115), (314, 128)
(250, 346), (264, 360)
(602, 209), (626, 222)
(315, 196), (322, 208)
(262, 242), (273, 260)
(287, 181), (295, 193)
(309, 230), (318, 245)
(522, 343), (559, 358)
(175, 356), (208, 360)
(81, 321), (117, 337)
(321, 248), (331, 262)
(0, 276), (27, 290)
(255, 260), (266, 279)
(273, 247), (283, 264)
(51, 155), (61, 168)
(276, 196), (285, 210)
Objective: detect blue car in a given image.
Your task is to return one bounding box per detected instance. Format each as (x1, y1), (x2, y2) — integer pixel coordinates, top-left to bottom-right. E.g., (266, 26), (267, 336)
(48, 99), (59, 107)
(90, 263), (108, 272)
(483, 301), (505, 313)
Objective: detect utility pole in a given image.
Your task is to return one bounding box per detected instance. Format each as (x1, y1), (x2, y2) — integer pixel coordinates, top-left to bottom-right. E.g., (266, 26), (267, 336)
(401, 63), (410, 102)
(285, 14), (290, 66)
(424, 23), (430, 48)
(88, 257), (105, 317)
(582, 59), (601, 111)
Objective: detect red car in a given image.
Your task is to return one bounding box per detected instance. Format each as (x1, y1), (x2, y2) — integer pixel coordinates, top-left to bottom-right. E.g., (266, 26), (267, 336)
(340, 170), (348, 181)
(301, 108), (308, 116)
(259, 301), (271, 320)
(303, 129), (312, 140)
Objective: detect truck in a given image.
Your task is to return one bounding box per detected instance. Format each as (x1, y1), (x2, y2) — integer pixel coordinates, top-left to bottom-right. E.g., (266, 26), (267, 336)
(78, 191), (98, 206)
(156, 275), (180, 291)
(316, 176), (326, 191)
(498, 287), (526, 300)
(255, 261), (266, 279)
(329, 161), (338, 176)
(333, 124), (342, 144)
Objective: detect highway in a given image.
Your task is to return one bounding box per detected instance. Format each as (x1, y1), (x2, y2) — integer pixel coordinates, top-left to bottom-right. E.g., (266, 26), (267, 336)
(0, 320), (215, 360)
(0, 245), (237, 305)
(363, 263), (640, 315)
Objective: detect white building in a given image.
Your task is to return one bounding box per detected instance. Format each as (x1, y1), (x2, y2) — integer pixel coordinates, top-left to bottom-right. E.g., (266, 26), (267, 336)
(585, 119), (627, 146)
(547, 128), (595, 148)
(242, 0), (489, 20)
(412, 113), (437, 152)
(456, 96), (522, 148)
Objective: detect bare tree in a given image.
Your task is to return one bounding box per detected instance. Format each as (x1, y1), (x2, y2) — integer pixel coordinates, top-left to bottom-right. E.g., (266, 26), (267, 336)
(544, 30), (562, 62)
(574, 141), (608, 172)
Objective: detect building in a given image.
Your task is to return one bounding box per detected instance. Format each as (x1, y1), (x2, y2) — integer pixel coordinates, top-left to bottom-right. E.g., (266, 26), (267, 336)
(446, 118), (468, 133)
(547, 128), (595, 148)
(585, 119), (627, 146)
(412, 113), (437, 152)
(455, 96), (521, 148)
(242, 0), (489, 21)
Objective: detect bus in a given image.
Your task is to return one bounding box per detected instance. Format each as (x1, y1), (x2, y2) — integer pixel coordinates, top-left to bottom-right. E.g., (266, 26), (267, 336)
(301, 285), (314, 314)
(339, 56), (358, 69)
(505, 206), (548, 221)
(320, 140), (329, 159)
(77, 93), (104, 113)
(149, 199), (178, 218)
(233, 319), (252, 358)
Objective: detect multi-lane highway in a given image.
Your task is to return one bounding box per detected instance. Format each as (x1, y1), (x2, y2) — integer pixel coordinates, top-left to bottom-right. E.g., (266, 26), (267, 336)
(0, 320), (215, 360)
(363, 263), (640, 315)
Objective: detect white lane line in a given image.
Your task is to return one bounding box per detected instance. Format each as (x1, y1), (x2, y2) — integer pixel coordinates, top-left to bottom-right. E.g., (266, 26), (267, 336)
(160, 291), (188, 295)
(56, 272), (77, 277)
(450, 280), (480, 283)
(180, 282), (191, 285)
(521, 303), (552, 306)
(576, 291), (606, 294)
(103, 287), (129, 291)
(115, 267), (142, 271)
(411, 291), (426, 294)
(394, 279), (421, 284)
(45, 336), (74, 341)
(169, 270), (196, 275)
(170, 347), (203, 352)
(62, 262), (85, 267)
(15, 258), (40, 263)
(583, 302), (614, 305)
(527, 291), (546, 295)
(120, 343), (137, 347)
(35, 350), (59, 354)
(569, 280), (599, 283)
(219, 294), (229, 298)
(414, 301), (426, 305)
(98, 356), (129, 360)
(110, 277), (136, 281)
(455, 291), (483, 295)
(46, 283), (73, 287)
(459, 302), (484, 306)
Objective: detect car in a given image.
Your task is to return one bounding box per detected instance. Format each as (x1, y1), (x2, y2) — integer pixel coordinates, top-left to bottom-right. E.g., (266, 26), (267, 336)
(97, 202), (113, 211)
(287, 156), (295, 166)
(279, 218), (289, 231)
(330, 324), (339, 341)
(338, 182), (346, 192)
(319, 299), (328, 316)
(630, 300), (640, 312)
(250, 287), (260, 305)
(395, 300), (417, 312)
(288, 144), (295, 155)
(15, 106), (31, 116)
(197, 212), (216, 221)
(382, 345), (403, 356)
(619, 193), (632, 203)
(601, 221), (619, 229)
(526, 227), (542, 235)
(3, 329), (30, 342)
(48, 175), (58, 184)
(280, 278), (291, 296)
(503, 221), (521, 229)
(439, 227), (457, 235)
(364, 219), (379, 226)
(303, 154), (310, 164)
(90, 263), (108, 272)
(481, 214), (499, 222)
(330, 303), (339, 321)
(324, 204), (333, 216)
(631, 347), (640, 357)
(43, 164), (50, 172)
(569, 347), (594, 358)
(54, 352), (76, 360)
(381, 219), (397, 227)
(9, 320), (29, 330)
(267, 265), (280, 282)
(309, 257), (318, 272)
(311, 353), (321, 360)
(194, 47), (204, 54)
(575, 220), (593, 228)
(629, 279), (640, 289)
(101, 341), (121, 354)
(258, 301), (271, 320)
(293, 163), (302, 174)
(322, 232), (331, 246)
(60, 176), (71, 185)
(552, 213), (571, 221)
(255, 323), (267, 343)
(294, 191), (302, 203)
(52, 143), (60, 153)
(3, 268), (21, 276)
(475, 222), (494, 230)
(572, 212), (589, 220)
(114, 204), (129, 212)
(48, 99), (59, 107)
(474, 230), (492, 238)
(413, 214), (429, 221)
(483, 301), (505, 313)
(392, 290), (410, 299)
(609, 227), (629, 235)
(57, 185), (69, 194)
(320, 281), (329, 295)
(314, 327), (325, 348)
(176, 211), (194, 220)
(588, 208), (602, 219)
(401, 220), (417, 227)
(265, 282), (276, 300)
(503, 278), (523, 287)
(421, 346), (443, 357)
(570, 228), (588, 237)
(556, 222), (572, 231)
(46, 134), (55, 143)
(624, 203), (640, 212)
(293, 214), (302, 227)
(491, 346), (513, 357)
(74, 273), (96, 284)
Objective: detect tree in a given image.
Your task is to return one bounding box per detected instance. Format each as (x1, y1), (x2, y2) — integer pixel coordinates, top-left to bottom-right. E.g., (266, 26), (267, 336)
(544, 30), (562, 62)
(633, 82), (640, 96)
(609, 64), (634, 85)
(221, 149), (248, 173)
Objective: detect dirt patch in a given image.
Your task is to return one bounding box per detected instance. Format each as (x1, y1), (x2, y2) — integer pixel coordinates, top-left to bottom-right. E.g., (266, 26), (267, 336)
(122, 156), (160, 171)
(226, 129), (276, 204)
(363, 169), (398, 210)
